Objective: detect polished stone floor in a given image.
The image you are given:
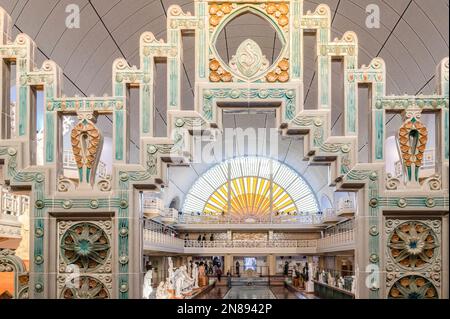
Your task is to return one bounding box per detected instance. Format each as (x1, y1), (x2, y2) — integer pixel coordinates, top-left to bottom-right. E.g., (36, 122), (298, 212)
(223, 286), (277, 299)
(196, 285), (317, 299)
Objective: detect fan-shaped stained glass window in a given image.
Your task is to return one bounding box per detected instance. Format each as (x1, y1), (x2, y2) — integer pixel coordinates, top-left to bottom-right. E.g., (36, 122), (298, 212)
(182, 157), (319, 221)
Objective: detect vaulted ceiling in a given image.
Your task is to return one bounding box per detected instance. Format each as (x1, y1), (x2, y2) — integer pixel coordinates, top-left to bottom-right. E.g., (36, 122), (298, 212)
(1, 0), (448, 206)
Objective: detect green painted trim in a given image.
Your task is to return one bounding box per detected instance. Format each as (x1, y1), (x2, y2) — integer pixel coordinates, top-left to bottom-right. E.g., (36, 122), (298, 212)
(115, 111), (124, 161)
(45, 112), (54, 163)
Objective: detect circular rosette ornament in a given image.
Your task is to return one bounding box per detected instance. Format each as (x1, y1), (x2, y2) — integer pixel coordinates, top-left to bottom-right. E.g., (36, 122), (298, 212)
(389, 275), (438, 299)
(60, 222), (110, 270)
(388, 221), (438, 269)
(61, 276), (109, 299)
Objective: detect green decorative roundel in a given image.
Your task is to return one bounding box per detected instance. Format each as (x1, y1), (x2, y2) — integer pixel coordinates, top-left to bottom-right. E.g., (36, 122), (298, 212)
(89, 200), (99, 209)
(63, 200), (73, 209)
(35, 200), (45, 209)
(119, 282), (129, 293)
(369, 198), (378, 208)
(34, 283), (43, 292)
(35, 227), (44, 238)
(369, 226), (379, 236)
(397, 198), (408, 208)
(60, 223), (110, 271)
(120, 200), (129, 209)
(369, 253), (379, 263)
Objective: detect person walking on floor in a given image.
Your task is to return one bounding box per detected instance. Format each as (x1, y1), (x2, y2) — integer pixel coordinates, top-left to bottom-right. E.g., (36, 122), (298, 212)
(216, 267), (223, 282)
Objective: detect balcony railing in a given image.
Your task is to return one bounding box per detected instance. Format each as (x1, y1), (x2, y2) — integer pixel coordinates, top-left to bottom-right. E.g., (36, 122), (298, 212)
(317, 230), (355, 250)
(143, 229), (185, 249)
(1, 188), (29, 219)
(142, 229), (355, 253)
(184, 239), (318, 249)
(177, 213), (324, 225)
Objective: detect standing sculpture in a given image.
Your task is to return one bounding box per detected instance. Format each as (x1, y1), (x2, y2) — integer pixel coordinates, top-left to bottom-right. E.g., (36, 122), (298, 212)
(155, 281), (170, 299)
(351, 276), (356, 294)
(142, 269), (153, 299)
(167, 257), (174, 290)
(192, 263), (199, 289)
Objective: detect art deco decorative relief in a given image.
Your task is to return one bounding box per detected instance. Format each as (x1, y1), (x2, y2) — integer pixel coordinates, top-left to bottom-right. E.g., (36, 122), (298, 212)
(387, 221), (438, 269)
(385, 219), (441, 298)
(60, 275), (111, 299)
(59, 221), (112, 272)
(388, 275), (438, 299)
(398, 110), (428, 184)
(57, 220), (112, 299)
(70, 111), (104, 188)
(229, 39), (270, 79)
(0, 0), (448, 300)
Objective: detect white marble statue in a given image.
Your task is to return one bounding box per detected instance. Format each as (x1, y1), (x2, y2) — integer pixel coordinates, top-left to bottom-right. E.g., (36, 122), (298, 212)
(192, 263), (199, 289)
(155, 281), (169, 299)
(351, 275), (356, 293)
(173, 265), (195, 298)
(167, 257), (174, 290)
(329, 275), (336, 287)
(337, 276), (344, 289)
(306, 262), (314, 292)
(320, 270), (326, 283)
(143, 269), (153, 299)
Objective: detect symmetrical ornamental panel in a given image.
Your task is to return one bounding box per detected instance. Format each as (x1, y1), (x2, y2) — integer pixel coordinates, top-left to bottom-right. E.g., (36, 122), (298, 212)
(57, 220), (112, 299)
(0, 0), (448, 299)
(385, 219), (441, 299)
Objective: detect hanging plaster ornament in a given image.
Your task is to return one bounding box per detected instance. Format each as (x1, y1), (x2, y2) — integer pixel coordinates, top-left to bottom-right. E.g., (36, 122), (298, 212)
(398, 110), (428, 183)
(70, 111), (103, 188)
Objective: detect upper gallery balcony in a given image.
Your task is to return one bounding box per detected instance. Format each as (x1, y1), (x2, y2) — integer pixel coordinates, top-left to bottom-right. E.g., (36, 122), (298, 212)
(143, 228), (355, 255)
(0, 187), (29, 249)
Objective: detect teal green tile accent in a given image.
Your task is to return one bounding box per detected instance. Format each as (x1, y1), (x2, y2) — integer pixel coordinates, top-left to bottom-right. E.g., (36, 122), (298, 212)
(445, 110), (449, 160)
(19, 86), (27, 136)
(142, 84), (150, 134)
(115, 111), (124, 161)
(347, 84), (356, 133)
(45, 113), (54, 163)
(375, 111), (384, 160)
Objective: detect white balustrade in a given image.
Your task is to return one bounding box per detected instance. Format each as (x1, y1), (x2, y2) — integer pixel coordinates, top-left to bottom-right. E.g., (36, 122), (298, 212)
(183, 239), (318, 249)
(143, 229), (184, 249)
(1, 187), (29, 219)
(317, 230), (355, 250)
(177, 213), (323, 225)
(143, 229), (354, 253)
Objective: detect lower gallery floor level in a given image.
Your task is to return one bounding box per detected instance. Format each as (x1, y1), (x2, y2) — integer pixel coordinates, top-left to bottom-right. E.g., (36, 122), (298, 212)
(143, 253), (355, 299)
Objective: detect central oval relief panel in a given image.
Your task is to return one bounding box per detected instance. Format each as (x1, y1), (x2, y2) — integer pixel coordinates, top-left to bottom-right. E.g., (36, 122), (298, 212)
(213, 10), (285, 82)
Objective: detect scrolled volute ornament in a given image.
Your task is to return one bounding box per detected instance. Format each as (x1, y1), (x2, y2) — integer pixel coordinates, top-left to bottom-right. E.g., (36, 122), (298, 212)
(96, 175), (112, 192)
(57, 175), (76, 193)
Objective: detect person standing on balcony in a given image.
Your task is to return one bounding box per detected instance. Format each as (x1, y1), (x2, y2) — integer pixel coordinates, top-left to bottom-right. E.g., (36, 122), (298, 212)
(202, 234), (206, 241)
(210, 233), (214, 241)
